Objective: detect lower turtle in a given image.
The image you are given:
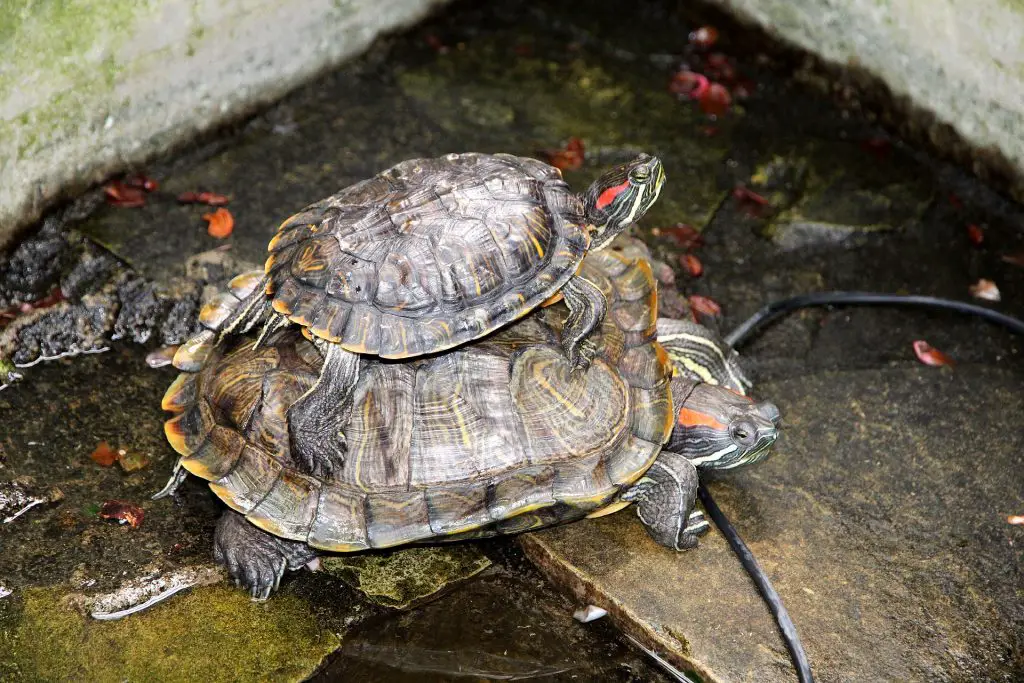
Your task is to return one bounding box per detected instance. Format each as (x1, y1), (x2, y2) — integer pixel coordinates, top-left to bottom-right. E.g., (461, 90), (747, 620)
(159, 250), (779, 598)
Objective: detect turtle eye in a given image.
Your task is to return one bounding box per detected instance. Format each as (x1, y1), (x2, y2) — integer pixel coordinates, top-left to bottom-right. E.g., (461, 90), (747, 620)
(630, 167), (651, 183)
(731, 421), (757, 446)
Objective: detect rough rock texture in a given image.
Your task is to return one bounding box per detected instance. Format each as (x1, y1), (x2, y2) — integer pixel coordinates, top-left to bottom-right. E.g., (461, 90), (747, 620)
(702, 0), (1024, 201)
(0, 0), (449, 249)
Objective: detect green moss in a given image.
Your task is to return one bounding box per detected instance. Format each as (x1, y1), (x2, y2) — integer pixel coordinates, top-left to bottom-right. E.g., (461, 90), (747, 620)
(322, 546), (491, 609)
(2, 585), (339, 682)
(0, 0), (148, 161)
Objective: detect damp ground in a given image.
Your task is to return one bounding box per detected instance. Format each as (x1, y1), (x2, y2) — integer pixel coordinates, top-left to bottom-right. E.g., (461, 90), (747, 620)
(1, 0), (1023, 681)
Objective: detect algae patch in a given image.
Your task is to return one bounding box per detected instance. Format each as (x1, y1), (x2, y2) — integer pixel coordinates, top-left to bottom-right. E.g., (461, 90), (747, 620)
(321, 546), (492, 610)
(1, 585), (339, 682)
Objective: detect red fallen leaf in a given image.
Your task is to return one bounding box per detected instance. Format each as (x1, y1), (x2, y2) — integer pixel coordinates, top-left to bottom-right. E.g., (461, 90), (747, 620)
(669, 70), (709, 99)
(651, 223), (703, 249)
(203, 208), (235, 239)
(541, 137), (585, 172)
(103, 182), (146, 208)
(912, 340), (954, 367)
(699, 125), (720, 137)
(968, 278), (1000, 302)
(123, 174), (159, 192)
(704, 53), (736, 82)
(732, 186), (770, 216)
(966, 224), (984, 246)
(698, 83), (731, 117)
(514, 43), (532, 57)
(424, 34), (449, 54)
(1008, 515), (1024, 525)
(948, 193), (963, 209)
(689, 295), (721, 317)
(860, 137), (892, 161)
(177, 191), (231, 206)
(99, 500), (144, 528)
(680, 253), (704, 277)
(90, 441), (119, 467)
(1002, 251), (1024, 267)
(1, 287), (65, 328)
(688, 26), (719, 49)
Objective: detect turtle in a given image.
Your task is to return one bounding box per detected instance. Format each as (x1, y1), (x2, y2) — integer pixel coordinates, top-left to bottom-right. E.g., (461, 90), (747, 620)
(160, 250), (779, 599)
(172, 152), (666, 477)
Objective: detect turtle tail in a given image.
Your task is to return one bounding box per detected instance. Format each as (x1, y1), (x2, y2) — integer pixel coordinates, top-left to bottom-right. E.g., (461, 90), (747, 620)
(172, 270), (272, 371)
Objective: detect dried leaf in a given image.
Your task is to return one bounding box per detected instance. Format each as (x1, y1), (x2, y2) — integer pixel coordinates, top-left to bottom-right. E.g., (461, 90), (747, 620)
(124, 174), (159, 192)
(1008, 515), (1024, 525)
(1001, 251), (1024, 268)
(651, 223), (702, 249)
(203, 208), (235, 239)
(90, 441), (119, 467)
(680, 254), (704, 277)
(698, 83), (731, 117)
(99, 500), (144, 528)
(178, 191), (231, 206)
(968, 278), (1000, 302)
(966, 224), (984, 246)
(117, 449), (150, 473)
(688, 26), (719, 49)
(912, 340), (954, 367)
(688, 295), (721, 317)
(669, 70), (709, 98)
(541, 137), (585, 172)
(103, 182), (146, 208)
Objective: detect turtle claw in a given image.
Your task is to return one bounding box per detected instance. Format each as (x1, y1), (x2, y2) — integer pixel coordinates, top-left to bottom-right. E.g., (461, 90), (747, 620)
(290, 418), (347, 479)
(213, 511), (317, 599)
(568, 338), (598, 374)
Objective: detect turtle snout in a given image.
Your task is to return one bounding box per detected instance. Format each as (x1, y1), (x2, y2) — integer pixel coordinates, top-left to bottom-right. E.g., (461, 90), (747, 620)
(757, 401), (782, 429)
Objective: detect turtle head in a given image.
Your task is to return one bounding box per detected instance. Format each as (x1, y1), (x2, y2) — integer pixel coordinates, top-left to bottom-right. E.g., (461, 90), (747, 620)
(584, 154), (665, 250)
(668, 377), (780, 470)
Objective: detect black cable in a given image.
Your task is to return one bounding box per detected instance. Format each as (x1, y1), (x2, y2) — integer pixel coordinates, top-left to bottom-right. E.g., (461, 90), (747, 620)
(724, 292), (1024, 349)
(698, 484), (814, 683)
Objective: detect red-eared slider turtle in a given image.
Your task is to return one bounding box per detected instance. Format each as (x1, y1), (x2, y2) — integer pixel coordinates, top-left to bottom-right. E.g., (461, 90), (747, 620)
(160, 251), (778, 599)
(173, 152), (665, 477)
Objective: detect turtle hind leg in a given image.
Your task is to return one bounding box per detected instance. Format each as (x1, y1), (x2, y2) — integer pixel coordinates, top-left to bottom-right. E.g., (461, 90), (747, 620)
(622, 451), (709, 551)
(214, 510), (318, 601)
(286, 341), (360, 479)
(561, 274), (607, 372)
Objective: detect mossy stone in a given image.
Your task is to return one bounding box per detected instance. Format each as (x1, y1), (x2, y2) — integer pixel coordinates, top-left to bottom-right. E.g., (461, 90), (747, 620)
(0, 585), (339, 682)
(321, 546), (492, 610)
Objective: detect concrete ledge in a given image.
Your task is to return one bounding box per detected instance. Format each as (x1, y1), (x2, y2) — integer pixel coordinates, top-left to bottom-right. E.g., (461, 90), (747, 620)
(0, 0), (448, 249)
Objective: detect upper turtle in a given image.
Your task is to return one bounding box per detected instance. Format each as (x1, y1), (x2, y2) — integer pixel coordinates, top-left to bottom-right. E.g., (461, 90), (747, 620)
(261, 152), (663, 357)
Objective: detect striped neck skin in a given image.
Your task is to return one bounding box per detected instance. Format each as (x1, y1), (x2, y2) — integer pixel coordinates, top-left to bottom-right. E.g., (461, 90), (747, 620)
(657, 317), (751, 394)
(583, 154), (665, 250)
(668, 379), (781, 470)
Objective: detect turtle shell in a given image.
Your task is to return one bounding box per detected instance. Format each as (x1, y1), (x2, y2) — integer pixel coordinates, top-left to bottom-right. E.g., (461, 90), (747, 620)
(163, 250), (672, 551)
(264, 153), (590, 358)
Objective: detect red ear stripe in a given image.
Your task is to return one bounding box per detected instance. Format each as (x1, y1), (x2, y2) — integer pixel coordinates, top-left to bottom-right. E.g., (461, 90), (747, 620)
(596, 180), (631, 210)
(677, 407), (726, 430)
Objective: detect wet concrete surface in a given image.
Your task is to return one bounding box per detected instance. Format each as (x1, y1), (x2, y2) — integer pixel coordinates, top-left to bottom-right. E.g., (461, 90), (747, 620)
(1, 0), (1023, 680)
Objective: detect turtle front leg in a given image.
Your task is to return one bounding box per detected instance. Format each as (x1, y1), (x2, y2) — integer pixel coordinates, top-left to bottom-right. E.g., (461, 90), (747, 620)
(287, 341), (360, 479)
(213, 510), (319, 600)
(621, 451), (710, 550)
(561, 274), (607, 371)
